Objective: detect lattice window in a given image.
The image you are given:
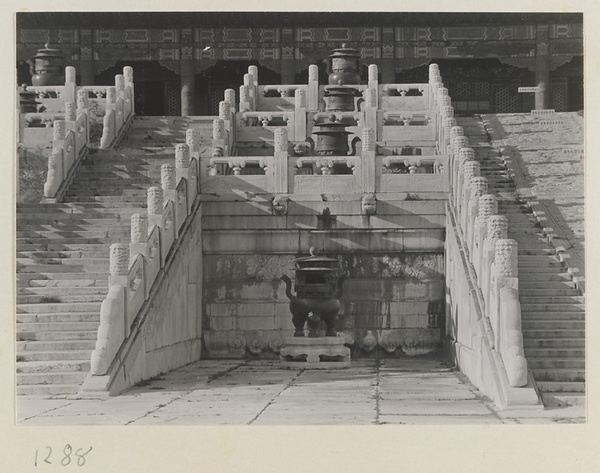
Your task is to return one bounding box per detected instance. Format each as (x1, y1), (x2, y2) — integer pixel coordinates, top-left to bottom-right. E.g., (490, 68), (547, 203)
(165, 82), (181, 116)
(474, 81), (490, 96)
(450, 81), (473, 97)
(494, 86), (519, 113)
(551, 80), (568, 112)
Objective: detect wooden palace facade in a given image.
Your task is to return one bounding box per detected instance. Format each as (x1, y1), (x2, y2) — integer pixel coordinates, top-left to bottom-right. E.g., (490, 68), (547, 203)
(16, 12), (583, 116)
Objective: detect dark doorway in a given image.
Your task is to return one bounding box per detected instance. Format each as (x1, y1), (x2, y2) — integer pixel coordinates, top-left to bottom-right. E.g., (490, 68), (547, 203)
(196, 60), (280, 115)
(97, 61), (179, 116)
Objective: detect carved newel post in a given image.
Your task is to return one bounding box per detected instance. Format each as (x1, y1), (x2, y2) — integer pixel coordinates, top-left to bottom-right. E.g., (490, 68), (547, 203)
(493, 239), (528, 387)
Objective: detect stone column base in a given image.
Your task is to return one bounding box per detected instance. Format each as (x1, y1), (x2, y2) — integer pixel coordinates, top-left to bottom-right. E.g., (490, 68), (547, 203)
(280, 337), (351, 369)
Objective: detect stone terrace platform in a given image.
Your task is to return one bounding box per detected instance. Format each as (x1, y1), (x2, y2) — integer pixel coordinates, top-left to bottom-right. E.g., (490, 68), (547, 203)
(17, 358), (583, 425)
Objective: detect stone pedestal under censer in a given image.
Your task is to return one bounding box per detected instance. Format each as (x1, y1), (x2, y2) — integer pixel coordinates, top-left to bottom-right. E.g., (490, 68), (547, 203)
(279, 247), (350, 369)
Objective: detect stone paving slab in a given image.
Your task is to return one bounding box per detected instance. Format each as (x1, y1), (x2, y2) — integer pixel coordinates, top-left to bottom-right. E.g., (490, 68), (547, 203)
(379, 415), (504, 425)
(16, 358), (585, 425)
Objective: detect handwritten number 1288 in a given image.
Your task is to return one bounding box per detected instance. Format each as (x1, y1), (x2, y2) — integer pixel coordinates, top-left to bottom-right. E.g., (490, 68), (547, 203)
(34, 445), (93, 467)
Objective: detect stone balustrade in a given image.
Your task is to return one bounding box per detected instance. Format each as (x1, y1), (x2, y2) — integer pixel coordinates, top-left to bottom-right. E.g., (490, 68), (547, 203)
(18, 66), (135, 202)
(90, 142), (201, 377)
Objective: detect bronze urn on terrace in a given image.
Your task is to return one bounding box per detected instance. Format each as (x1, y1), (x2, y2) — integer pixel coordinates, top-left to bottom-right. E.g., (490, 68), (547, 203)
(281, 247), (346, 338)
(312, 114), (359, 157)
(30, 43), (65, 86)
(324, 44), (363, 112)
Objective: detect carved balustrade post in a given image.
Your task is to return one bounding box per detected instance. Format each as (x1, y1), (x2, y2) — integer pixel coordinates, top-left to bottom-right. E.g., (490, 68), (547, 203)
(130, 213), (149, 259)
(473, 194), (498, 279)
(457, 160), (480, 215)
(368, 64), (379, 103)
(64, 66), (76, 103)
(224, 88), (236, 113)
(361, 127), (376, 193)
(274, 128), (289, 194)
(244, 73), (255, 107)
(294, 88), (307, 141)
(248, 65), (258, 88)
(465, 176), (488, 249)
(364, 88), (378, 133)
(53, 119), (66, 153)
(308, 64), (319, 111)
(186, 128), (200, 154)
(109, 243), (129, 288)
(493, 238), (528, 387)
(147, 186), (164, 232)
(239, 85), (251, 113)
(212, 118), (227, 156)
(176, 143), (195, 212)
(482, 215), (508, 309)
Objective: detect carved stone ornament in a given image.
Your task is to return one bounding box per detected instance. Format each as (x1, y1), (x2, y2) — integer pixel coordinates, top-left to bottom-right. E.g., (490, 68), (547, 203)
(494, 239), (519, 277)
(175, 144), (190, 168)
(161, 164), (176, 190)
(361, 194), (377, 215)
(272, 195), (289, 215)
(110, 243), (129, 276)
(147, 186), (164, 215)
(487, 215), (508, 244)
(131, 213), (148, 244)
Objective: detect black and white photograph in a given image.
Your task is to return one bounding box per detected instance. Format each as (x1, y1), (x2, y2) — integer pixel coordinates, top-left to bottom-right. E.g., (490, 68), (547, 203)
(4, 3), (597, 472)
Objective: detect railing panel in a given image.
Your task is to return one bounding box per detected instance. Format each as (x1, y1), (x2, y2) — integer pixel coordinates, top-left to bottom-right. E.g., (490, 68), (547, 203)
(126, 254), (146, 330)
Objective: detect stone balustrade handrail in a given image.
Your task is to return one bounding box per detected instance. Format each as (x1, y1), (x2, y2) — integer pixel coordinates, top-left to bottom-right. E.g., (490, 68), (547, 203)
(240, 111), (294, 123)
(90, 149), (201, 377)
(43, 112), (88, 200)
(382, 111), (433, 125)
(381, 83), (427, 95)
(381, 155), (444, 170)
(296, 155), (361, 172)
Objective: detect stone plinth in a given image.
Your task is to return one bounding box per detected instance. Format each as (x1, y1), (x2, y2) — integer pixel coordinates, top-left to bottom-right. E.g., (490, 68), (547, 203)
(280, 337), (350, 369)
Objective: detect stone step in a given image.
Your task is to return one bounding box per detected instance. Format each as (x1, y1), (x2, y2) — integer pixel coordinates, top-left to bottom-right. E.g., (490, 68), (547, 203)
(531, 368), (585, 383)
(526, 358), (585, 369)
(522, 329), (585, 339)
(17, 242), (113, 252)
(16, 312), (101, 324)
(519, 295), (584, 305)
(522, 318), (584, 329)
(18, 278), (108, 288)
(517, 261), (564, 269)
(523, 338), (584, 349)
(542, 392), (585, 406)
(17, 321), (100, 333)
(17, 236), (121, 245)
(17, 263), (110, 274)
(521, 303), (584, 312)
(535, 381), (585, 393)
(525, 347), (585, 358)
(519, 287), (581, 297)
(520, 311), (585, 321)
(64, 196), (147, 203)
(64, 189), (153, 197)
(77, 161), (168, 170)
(17, 383), (80, 396)
(16, 293), (107, 304)
(17, 330), (99, 342)
(17, 250), (110, 259)
(17, 286), (108, 296)
(17, 301), (102, 314)
(518, 248), (557, 256)
(17, 340), (97, 352)
(16, 217), (124, 226)
(17, 350), (94, 362)
(17, 359), (91, 374)
(515, 272), (572, 282)
(17, 257), (109, 266)
(17, 371), (88, 386)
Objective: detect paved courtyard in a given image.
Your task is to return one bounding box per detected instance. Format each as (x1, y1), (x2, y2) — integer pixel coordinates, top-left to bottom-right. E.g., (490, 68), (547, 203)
(17, 358), (584, 425)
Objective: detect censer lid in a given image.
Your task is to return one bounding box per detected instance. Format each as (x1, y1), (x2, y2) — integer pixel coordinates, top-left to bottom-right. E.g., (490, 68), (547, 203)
(312, 114), (352, 135)
(329, 43), (360, 59)
(294, 246), (339, 268)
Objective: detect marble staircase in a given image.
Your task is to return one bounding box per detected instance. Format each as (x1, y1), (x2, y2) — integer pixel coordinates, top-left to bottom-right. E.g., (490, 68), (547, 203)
(16, 116), (208, 396)
(457, 116), (585, 406)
